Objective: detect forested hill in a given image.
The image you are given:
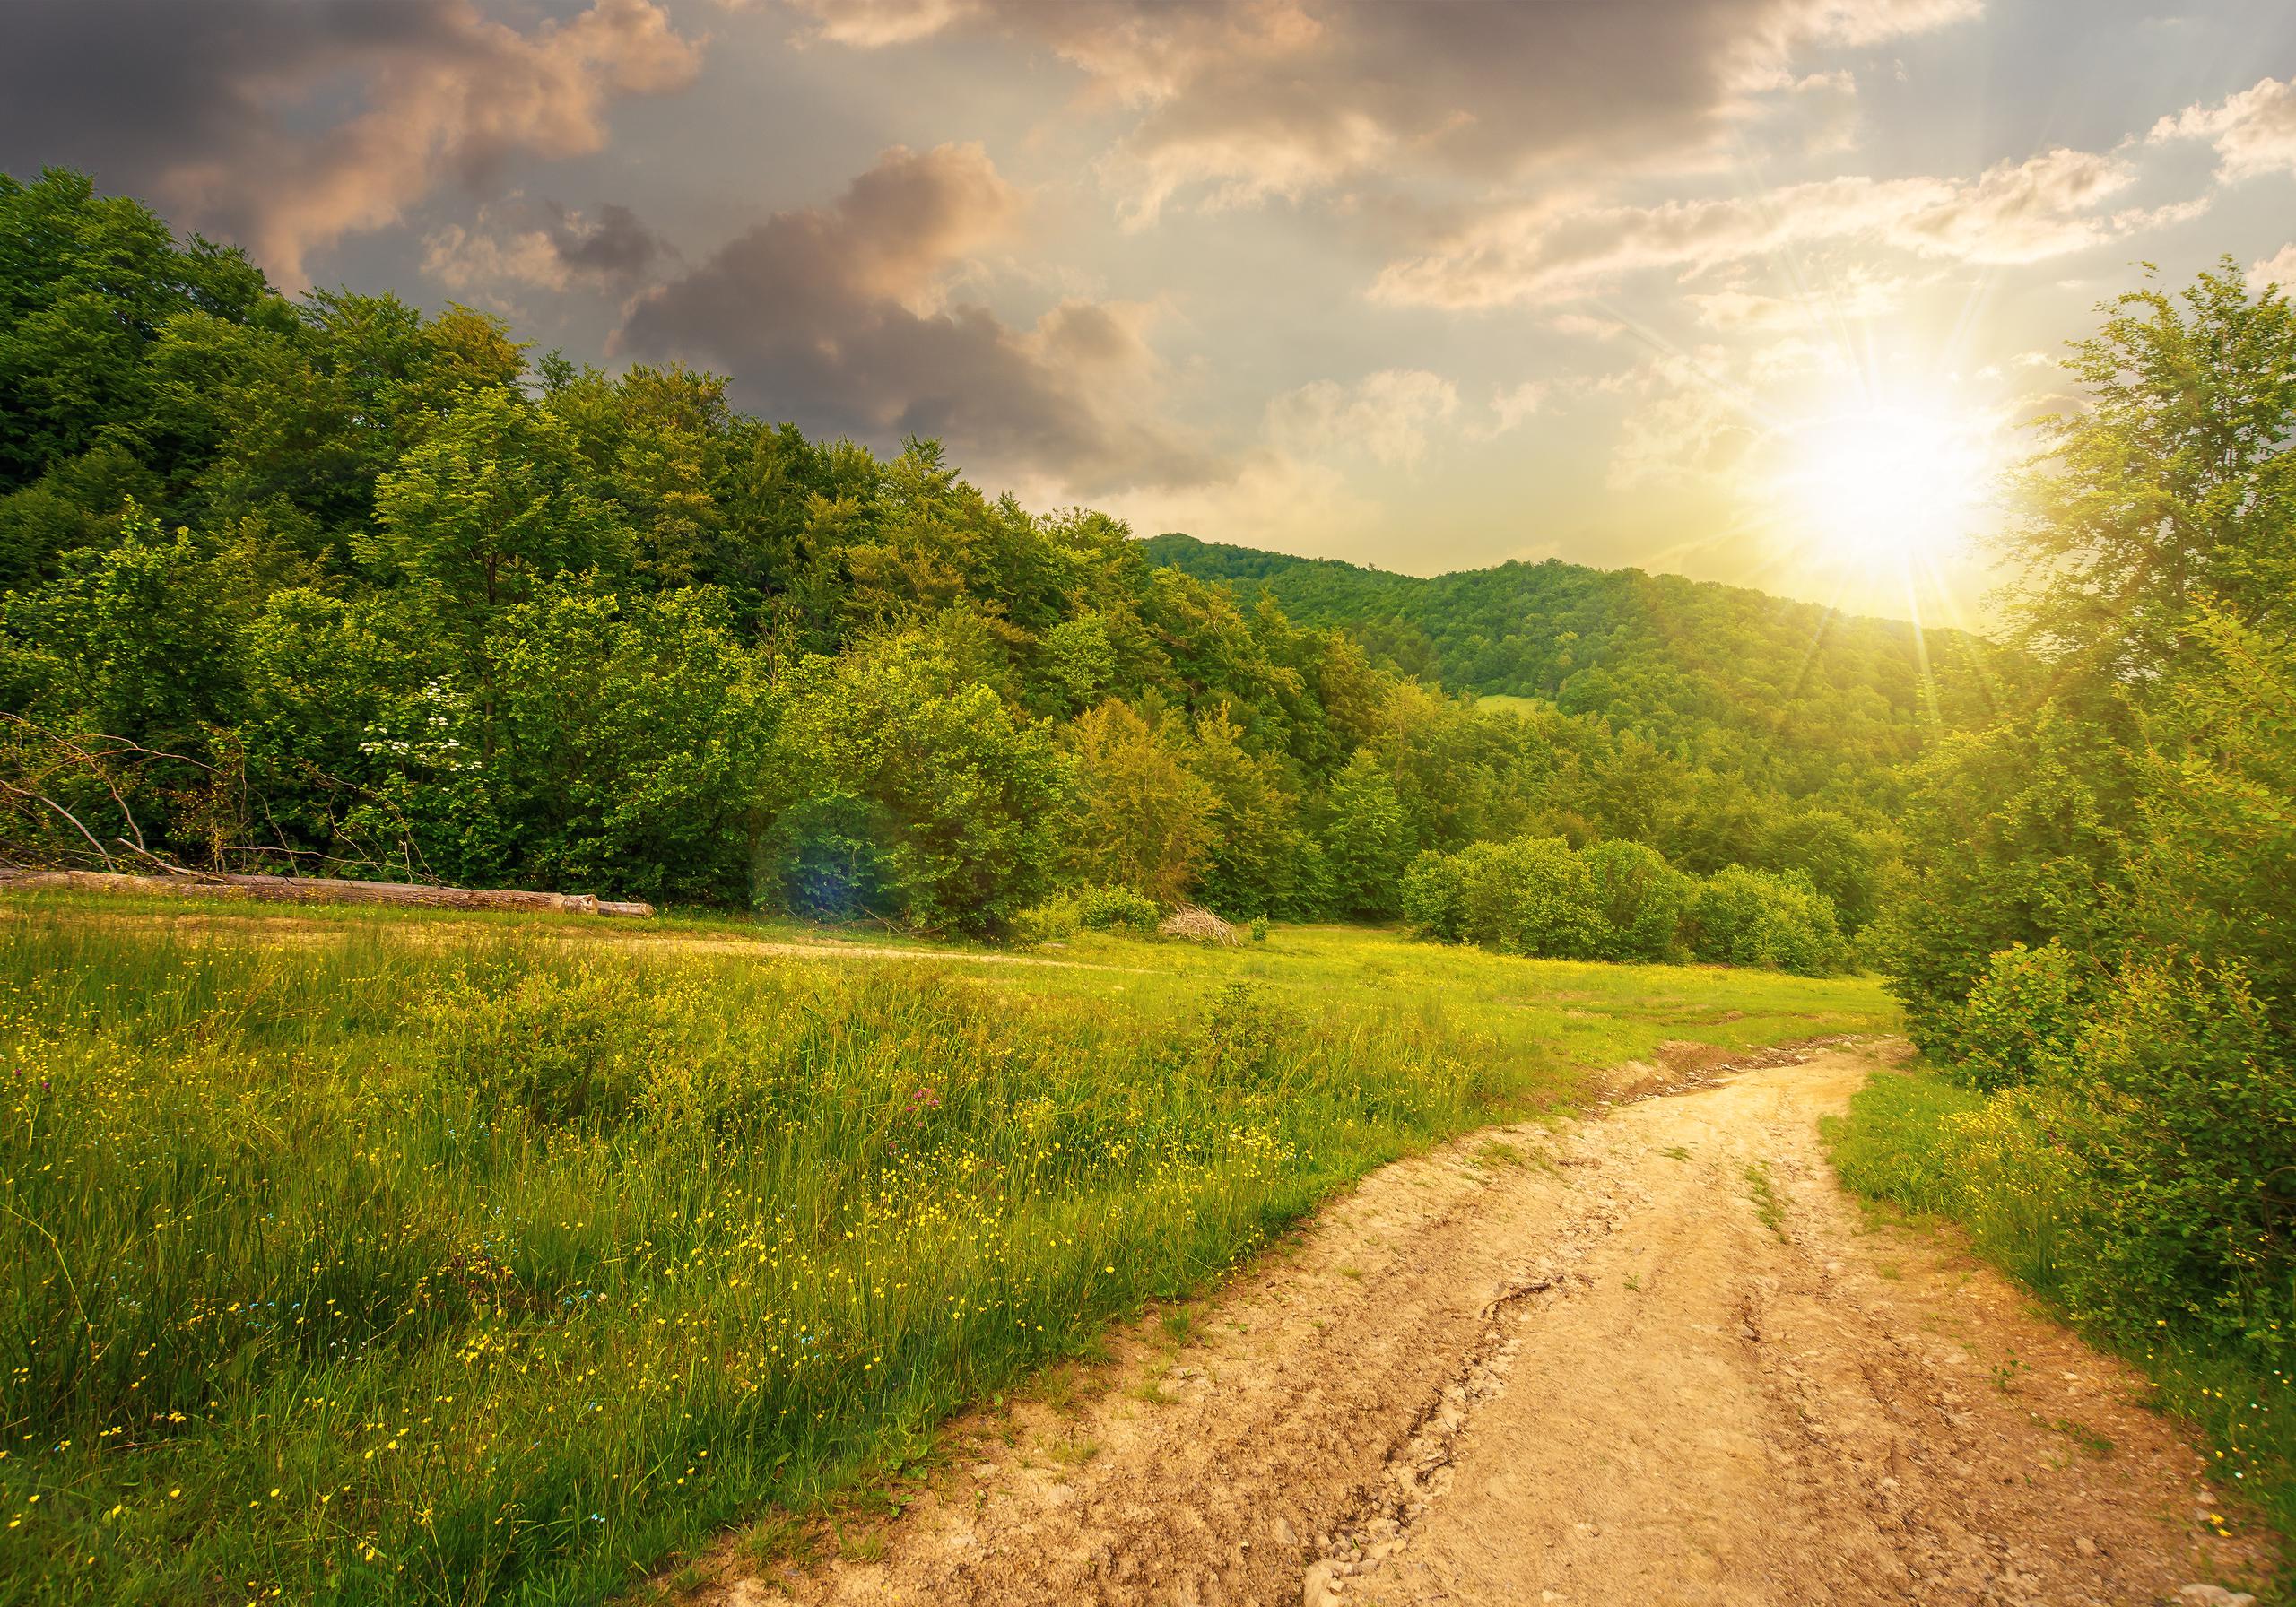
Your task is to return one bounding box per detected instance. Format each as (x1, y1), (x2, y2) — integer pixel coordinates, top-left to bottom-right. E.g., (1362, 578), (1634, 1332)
(2, 169), (1926, 937)
(1138, 534), (1994, 800)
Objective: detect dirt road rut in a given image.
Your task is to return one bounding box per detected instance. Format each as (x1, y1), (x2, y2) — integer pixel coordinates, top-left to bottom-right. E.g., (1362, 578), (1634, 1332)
(713, 1042), (2273, 1606)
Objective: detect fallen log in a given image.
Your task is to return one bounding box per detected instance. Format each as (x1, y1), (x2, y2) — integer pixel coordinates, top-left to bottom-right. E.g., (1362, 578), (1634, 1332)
(0, 867), (656, 918)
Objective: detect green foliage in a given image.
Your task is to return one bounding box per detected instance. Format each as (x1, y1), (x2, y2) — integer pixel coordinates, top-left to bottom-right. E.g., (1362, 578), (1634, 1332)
(1581, 838), (1695, 963)
(1139, 532), (1996, 806)
(1065, 699), (1214, 906)
(1013, 883), (1161, 942)
(1952, 941), (2092, 1093)
(1320, 749), (1414, 918)
(0, 169), (267, 503)
(0, 169), (1917, 938)
(1399, 849), (1466, 942)
(1830, 1064), (2296, 1548)
(1866, 264), (2296, 1511)
(2001, 259), (2296, 687)
(2042, 954), (2295, 1350)
(1406, 838), (1839, 973)
(1690, 866), (1844, 977)
(770, 630), (1066, 934)
(1453, 837), (1605, 960)
(482, 582), (775, 902)
(357, 385), (624, 632)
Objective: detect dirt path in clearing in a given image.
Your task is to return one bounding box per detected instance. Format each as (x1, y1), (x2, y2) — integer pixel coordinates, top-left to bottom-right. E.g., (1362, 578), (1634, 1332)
(709, 1042), (2274, 1607)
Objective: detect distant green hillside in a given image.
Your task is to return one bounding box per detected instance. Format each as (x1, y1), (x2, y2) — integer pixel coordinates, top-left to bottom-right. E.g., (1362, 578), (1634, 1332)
(1137, 534), (1996, 801)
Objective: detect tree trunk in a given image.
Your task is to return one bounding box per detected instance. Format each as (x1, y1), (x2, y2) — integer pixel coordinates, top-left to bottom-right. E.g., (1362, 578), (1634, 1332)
(0, 867), (655, 918)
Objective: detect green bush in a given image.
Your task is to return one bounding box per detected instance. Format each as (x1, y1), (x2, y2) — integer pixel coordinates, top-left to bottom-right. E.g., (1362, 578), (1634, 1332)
(1013, 883), (1161, 942)
(1398, 849), (1465, 941)
(1691, 865), (1843, 975)
(2048, 954), (2295, 1351)
(1581, 839), (1695, 963)
(1455, 837), (1605, 959)
(1952, 940), (2092, 1093)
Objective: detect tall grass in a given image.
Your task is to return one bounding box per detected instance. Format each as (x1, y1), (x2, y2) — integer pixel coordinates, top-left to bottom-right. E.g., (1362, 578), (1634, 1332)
(1, 902), (1892, 1603)
(1827, 1068), (2296, 1563)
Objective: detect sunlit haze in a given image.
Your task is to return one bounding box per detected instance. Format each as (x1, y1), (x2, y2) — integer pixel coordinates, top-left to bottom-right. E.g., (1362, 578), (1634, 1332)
(7, 0), (2294, 625)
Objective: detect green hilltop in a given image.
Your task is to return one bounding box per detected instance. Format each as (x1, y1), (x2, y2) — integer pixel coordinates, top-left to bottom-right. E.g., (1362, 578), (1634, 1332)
(1137, 533), (1998, 803)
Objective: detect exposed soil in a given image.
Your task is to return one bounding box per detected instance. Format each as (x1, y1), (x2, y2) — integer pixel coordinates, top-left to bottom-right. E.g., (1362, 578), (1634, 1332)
(702, 1041), (2274, 1607)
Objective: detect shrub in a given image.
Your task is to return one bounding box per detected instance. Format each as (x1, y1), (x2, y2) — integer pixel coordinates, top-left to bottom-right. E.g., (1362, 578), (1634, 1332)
(2046, 953), (2296, 1351)
(1012, 883), (1161, 942)
(1399, 849), (1465, 941)
(1454, 837), (1604, 960)
(1581, 838), (1695, 963)
(1691, 865), (1843, 976)
(1072, 883), (1161, 932)
(1952, 940), (2092, 1092)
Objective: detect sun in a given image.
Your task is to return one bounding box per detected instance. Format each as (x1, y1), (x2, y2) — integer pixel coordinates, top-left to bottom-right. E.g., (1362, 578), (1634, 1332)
(1775, 400), (1997, 578)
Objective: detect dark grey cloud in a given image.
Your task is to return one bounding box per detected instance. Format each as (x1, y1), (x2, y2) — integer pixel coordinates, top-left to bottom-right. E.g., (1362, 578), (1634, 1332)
(785, 0), (1981, 220)
(548, 202), (665, 282)
(0, 0), (700, 283)
(616, 143), (1222, 494)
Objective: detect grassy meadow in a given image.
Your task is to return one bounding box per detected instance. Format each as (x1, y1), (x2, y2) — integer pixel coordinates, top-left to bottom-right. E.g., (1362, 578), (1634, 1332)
(0, 893), (1893, 1604)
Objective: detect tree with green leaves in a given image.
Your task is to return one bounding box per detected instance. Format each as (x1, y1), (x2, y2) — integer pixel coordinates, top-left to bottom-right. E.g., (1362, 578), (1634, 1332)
(2003, 258), (2296, 690)
(1320, 748), (1413, 919)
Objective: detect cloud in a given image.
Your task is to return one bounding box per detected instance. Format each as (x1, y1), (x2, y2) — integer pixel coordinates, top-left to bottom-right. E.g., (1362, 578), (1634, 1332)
(423, 200), (670, 304)
(1601, 347), (1767, 491)
(1372, 148), (2148, 310)
(550, 203), (668, 282)
(1683, 268), (1918, 329)
(1483, 381), (1550, 439)
(2151, 75), (2296, 181)
(2257, 244), (2296, 287)
(787, 0), (1979, 224)
(615, 143), (1221, 495)
(1266, 369), (1461, 471)
(0, 0), (700, 285)
(1887, 147), (2135, 261)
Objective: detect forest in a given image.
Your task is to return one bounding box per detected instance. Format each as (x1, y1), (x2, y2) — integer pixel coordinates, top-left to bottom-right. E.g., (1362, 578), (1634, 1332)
(0, 168), (1944, 959)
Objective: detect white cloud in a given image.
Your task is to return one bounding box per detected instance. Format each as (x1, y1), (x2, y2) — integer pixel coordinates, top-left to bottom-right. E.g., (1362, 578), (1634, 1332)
(2151, 75), (2296, 181)
(1482, 381), (1550, 439)
(790, 0), (1975, 228)
(1266, 369), (1462, 471)
(1372, 147), (2161, 310)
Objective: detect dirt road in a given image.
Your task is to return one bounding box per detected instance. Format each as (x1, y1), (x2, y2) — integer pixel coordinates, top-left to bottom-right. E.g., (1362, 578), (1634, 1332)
(711, 1042), (2273, 1607)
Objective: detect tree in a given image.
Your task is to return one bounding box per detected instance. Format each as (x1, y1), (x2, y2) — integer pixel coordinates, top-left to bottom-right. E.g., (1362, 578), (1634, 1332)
(1065, 699), (1215, 905)
(1582, 838), (1694, 963)
(485, 581), (775, 903)
(1187, 702), (1301, 916)
(770, 629), (1068, 934)
(0, 169), (269, 492)
(1692, 866), (1843, 976)
(358, 387), (624, 636)
(1321, 749), (1413, 918)
(1453, 837), (1604, 959)
(2004, 259), (2296, 690)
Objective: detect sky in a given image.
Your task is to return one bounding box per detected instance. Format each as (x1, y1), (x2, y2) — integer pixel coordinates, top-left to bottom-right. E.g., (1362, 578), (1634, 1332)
(5, 1), (2295, 624)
